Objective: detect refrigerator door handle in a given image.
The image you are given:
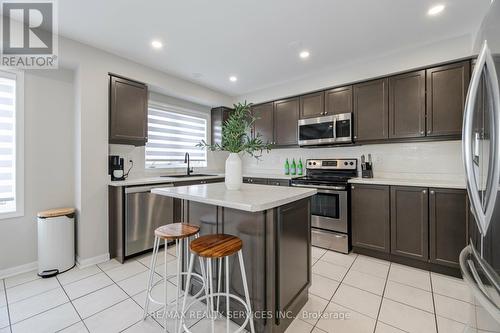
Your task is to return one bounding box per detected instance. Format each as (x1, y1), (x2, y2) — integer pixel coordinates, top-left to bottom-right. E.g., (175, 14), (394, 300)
(460, 246), (500, 324)
(463, 40), (500, 235)
(482, 40), (500, 235)
(464, 41), (489, 234)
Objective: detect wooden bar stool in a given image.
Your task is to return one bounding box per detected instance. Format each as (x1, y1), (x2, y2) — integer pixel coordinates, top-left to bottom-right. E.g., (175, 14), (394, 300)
(178, 234), (255, 333)
(143, 223), (207, 333)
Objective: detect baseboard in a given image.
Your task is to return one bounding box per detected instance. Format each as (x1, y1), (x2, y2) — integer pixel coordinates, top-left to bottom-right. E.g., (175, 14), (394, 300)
(0, 261), (38, 279)
(76, 253), (110, 268)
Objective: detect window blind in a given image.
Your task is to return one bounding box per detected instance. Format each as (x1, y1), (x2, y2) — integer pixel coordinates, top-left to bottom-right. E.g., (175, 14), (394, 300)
(0, 74), (16, 214)
(146, 105), (207, 169)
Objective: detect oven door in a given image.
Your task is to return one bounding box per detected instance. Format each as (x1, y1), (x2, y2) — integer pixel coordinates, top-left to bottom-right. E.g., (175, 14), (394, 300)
(298, 116), (335, 146)
(310, 189), (348, 233)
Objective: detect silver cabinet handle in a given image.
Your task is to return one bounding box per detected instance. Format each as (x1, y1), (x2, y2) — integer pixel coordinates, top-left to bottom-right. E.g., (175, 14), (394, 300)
(354, 136), (357, 139)
(422, 190), (427, 194)
(351, 185), (355, 190)
(430, 190), (435, 195)
(420, 130), (424, 135)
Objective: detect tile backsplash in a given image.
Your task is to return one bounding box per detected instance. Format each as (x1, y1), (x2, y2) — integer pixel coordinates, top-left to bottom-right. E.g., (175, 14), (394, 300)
(241, 140), (464, 180)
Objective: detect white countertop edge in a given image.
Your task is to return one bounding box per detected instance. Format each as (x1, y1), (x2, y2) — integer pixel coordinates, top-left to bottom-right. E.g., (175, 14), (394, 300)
(109, 173), (298, 186)
(348, 177), (466, 189)
(151, 185), (317, 212)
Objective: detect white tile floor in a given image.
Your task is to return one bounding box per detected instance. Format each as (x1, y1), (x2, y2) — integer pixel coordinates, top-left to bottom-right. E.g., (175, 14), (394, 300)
(0, 246), (475, 333)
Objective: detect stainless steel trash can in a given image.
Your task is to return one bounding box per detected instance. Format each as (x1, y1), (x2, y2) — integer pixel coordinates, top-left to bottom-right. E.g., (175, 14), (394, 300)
(37, 208), (76, 278)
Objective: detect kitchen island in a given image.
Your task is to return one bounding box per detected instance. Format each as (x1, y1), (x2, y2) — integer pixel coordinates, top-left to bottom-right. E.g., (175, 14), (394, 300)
(152, 183), (316, 333)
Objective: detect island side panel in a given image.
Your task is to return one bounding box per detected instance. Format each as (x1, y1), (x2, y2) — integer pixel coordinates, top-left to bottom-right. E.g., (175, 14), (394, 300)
(222, 207), (268, 333)
(274, 198), (311, 332)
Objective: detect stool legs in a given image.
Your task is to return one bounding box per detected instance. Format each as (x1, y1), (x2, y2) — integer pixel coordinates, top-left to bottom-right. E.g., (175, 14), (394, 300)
(143, 235), (160, 319)
(178, 253), (195, 333)
(238, 251), (255, 333)
(225, 256), (230, 333)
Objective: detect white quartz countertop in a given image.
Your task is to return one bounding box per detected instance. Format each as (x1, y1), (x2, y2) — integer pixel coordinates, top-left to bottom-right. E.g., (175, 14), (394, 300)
(109, 172), (297, 187)
(108, 174), (224, 187)
(151, 183), (317, 212)
(348, 177), (466, 189)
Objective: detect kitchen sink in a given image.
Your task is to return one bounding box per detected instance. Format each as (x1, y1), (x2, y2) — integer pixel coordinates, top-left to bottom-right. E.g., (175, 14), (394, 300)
(161, 174), (215, 178)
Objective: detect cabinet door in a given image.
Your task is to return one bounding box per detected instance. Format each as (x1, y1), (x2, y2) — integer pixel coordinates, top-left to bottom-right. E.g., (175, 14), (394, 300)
(109, 75), (148, 146)
(299, 92), (324, 119)
(274, 97), (299, 146)
(426, 61), (470, 137)
(211, 107), (231, 145)
(351, 184), (390, 253)
(251, 102), (274, 145)
(429, 188), (468, 268)
(389, 70), (426, 138)
(390, 186), (429, 261)
(325, 86), (353, 116)
(353, 78), (389, 141)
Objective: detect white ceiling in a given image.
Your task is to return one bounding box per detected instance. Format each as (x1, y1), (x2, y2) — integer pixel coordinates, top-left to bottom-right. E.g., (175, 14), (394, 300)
(59, 0), (490, 97)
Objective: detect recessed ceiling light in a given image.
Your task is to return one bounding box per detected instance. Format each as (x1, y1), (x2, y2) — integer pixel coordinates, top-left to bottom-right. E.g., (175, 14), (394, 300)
(428, 4), (445, 16)
(229, 76), (237, 82)
(151, 40), (163, 49)
(299, 50), (310, 59)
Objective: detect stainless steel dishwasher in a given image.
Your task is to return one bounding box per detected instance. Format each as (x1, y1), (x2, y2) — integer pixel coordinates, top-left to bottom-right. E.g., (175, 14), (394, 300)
(125, 184), (174, 256)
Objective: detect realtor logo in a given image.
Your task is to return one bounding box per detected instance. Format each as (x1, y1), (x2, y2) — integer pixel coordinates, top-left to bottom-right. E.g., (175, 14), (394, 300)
(1, 0), (58, 68)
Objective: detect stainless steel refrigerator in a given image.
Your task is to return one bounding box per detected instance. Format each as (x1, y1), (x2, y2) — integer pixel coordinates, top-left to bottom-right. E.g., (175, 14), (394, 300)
(461, 0), (500, 331)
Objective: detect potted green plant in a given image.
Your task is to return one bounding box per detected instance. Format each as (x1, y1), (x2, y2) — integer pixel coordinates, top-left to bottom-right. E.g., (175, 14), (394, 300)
(197, 101), (272, 190)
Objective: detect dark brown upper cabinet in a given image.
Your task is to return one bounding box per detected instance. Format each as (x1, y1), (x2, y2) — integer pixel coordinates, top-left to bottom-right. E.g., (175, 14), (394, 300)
(351, 184), (391, 253)
(251, 102), (274, 144)
(353, 78), (389, 142)
(299, 92), (325, 119)
(325, 86), (353, 116)
(274, 97), (299, 146)
(390, 186), (429, 262)
(426, 61), (470, 137)
(109, 75), (148, 146)
(389, 70), (426, 139)
(429, 188), (468, 268)
(211, 107), (232, 145)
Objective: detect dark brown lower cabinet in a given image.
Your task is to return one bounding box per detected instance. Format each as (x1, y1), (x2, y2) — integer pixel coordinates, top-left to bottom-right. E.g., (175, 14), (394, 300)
(351, 184), (390, 253)
(390, 186), (429, 261)
(429, 188), (468, 268)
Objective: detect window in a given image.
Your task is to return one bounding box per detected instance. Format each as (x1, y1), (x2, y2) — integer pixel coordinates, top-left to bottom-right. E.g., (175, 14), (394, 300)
(0, 70), (23, 219)
(146, 104), (207, 169)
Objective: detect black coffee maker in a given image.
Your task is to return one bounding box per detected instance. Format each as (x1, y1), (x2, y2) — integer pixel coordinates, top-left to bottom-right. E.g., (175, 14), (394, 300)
(109, 155), (125, 181)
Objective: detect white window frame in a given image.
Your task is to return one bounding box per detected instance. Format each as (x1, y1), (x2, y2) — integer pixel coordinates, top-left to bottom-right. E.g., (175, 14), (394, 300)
(145, 101), (209, 170)
(0, 68), (24, 220)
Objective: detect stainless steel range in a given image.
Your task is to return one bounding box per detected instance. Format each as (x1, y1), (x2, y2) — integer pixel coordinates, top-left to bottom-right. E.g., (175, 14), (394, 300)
(291, 159), (357, 253)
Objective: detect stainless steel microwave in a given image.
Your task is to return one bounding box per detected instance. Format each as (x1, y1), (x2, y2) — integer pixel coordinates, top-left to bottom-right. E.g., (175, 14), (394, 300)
(298, 113), (352, 146)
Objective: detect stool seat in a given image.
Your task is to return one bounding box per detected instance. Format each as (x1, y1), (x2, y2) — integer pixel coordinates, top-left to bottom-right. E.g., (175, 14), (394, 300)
(190, 234), (242, 258)
(154, 223), (200, 240)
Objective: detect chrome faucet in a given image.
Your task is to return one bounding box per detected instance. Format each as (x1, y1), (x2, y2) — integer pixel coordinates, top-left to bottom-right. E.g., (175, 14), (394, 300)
(184, 152), (193, 176)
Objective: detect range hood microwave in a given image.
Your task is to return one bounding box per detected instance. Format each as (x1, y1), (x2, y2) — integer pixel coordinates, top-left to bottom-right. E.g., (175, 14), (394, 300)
(298, 113), (353, 146)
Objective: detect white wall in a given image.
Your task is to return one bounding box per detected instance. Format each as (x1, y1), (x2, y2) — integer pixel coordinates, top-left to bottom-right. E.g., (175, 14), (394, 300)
(243, 141), (464, 181)
(235, 35), (473, 104)
(0, 68), (75, 273)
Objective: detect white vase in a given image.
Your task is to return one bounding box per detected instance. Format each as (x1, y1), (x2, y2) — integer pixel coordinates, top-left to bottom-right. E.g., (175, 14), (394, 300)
(225, 153), (242, 190)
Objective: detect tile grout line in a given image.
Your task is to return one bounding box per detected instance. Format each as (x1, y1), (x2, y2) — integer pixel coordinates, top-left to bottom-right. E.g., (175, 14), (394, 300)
(56, 275), (91, 333)
(310, 252), (358, 332)
(373, 262), (391, 333)
(2, 279), (12, 333)
(429, 272), (439, 333)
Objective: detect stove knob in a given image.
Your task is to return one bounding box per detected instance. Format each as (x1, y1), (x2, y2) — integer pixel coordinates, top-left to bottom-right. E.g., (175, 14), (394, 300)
(313, 162), (316, 165)
(308, 162), (312, 165)
(350, 162), (354, 166)
(344, 161), (348, 166)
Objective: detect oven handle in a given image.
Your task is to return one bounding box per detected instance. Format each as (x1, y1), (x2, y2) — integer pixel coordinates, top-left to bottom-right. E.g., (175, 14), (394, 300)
(291, 183), (346, 191)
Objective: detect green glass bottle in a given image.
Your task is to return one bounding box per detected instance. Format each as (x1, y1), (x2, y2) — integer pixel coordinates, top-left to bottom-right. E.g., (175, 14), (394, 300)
(291, 158), (297, 175)
(298, 159), (303, 176)
(284, 158), (290, 175)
